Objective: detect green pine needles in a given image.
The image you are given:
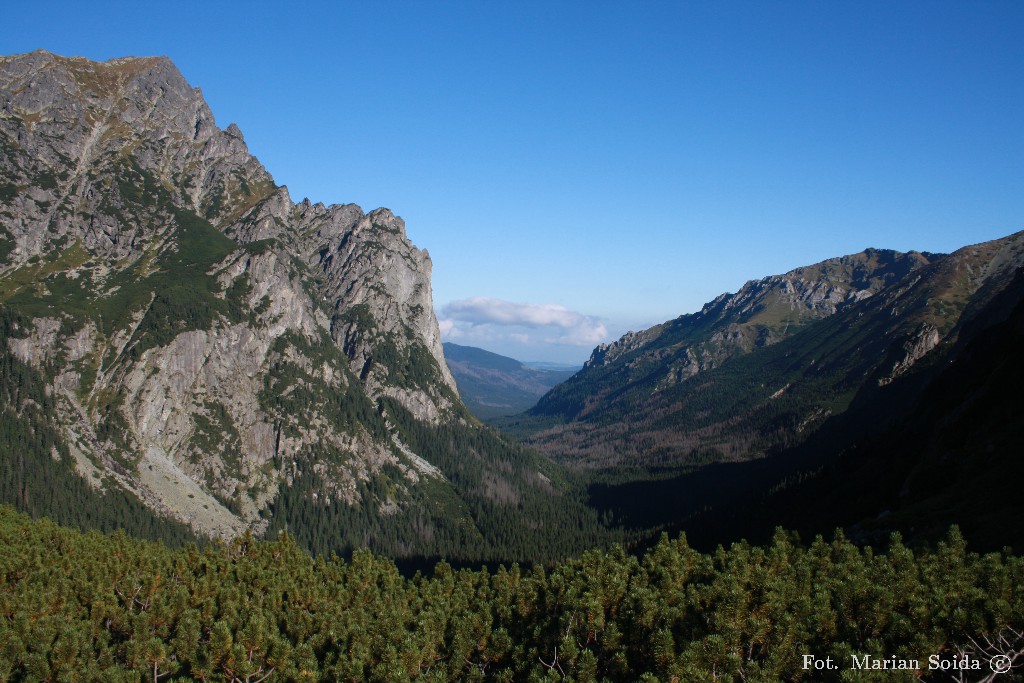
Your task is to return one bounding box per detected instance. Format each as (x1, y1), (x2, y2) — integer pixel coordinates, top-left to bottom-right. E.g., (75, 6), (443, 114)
(0, 507), (1021, 682)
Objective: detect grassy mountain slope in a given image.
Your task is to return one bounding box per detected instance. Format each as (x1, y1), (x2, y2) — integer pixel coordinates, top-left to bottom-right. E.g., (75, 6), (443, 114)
(516, 234), (1023, 471)
(544, 238), (1024, 552)
(530, 248), (935, 424)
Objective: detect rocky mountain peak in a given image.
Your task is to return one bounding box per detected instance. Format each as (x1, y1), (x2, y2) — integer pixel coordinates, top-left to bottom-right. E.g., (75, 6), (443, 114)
(0, 51), (462, 542)
(0, 50), (276, 263)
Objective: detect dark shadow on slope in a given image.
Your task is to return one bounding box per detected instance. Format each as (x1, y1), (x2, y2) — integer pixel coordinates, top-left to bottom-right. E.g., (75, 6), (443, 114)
(589, 267), (1024, 554)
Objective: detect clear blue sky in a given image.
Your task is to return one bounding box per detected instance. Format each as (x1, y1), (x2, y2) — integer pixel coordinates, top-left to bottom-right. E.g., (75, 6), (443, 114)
(6, 1), (1023, 362)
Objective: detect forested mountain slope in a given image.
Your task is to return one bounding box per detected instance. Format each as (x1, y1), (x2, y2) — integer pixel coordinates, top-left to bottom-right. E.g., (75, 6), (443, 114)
(0, 50), (608, 562)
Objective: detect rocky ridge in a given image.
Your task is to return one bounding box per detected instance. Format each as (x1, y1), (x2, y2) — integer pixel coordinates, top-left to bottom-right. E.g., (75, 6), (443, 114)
(585, 248), (934, 375)
(525, 233), (1024, 467)
(546, 248), (936, 423)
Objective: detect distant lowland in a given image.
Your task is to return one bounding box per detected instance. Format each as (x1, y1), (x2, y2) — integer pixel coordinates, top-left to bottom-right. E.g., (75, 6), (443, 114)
(443, 342), (578, 420)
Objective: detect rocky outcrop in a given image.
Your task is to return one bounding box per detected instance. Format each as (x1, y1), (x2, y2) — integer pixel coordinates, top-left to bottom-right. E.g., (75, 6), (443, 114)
(879, 323), (941, 386)
(309, 206), (457, 417)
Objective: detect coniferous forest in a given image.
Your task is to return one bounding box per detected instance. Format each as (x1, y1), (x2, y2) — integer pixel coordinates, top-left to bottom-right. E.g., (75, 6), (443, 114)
(2, 505), (1023, 682)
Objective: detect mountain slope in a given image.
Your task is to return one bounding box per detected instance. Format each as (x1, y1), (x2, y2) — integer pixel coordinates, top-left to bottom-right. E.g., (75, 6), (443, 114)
(443, 342), (577, 420)
(521, 233), (1024, 468)
(638, 261), (1024, 553)
(531, 248), (935, 423)
(542, 235), (1024, 552)
(757, 263), (1024, 550)
(0, 51), (606, 561)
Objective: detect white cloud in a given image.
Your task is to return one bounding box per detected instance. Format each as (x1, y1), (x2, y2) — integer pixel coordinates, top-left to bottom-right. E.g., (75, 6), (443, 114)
(545, 326), (608, 347)
(441, 297), (595, 329)
(439, 297), (608, 348)
(437, 318), (457, 338)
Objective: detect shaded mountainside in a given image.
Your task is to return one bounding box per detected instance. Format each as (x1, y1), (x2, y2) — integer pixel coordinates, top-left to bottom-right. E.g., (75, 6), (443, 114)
(443, 342), (577, 420)
(592, 263), (1024, 554)
(518, 234), (1024, 470)
(756, 264), (1024, 550)
(0, 51), (610, 562)
(515, 233), (1024, 552)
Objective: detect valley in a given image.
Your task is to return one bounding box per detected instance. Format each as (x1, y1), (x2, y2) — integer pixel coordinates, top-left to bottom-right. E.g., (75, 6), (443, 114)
(1, 45), (1023, 682)
(443, 341), (578, 420)
(2, 50), (1022, 562)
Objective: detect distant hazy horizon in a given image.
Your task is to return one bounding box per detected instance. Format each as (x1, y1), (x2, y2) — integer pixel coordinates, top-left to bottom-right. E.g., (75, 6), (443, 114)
(6, 1), (1022, 362)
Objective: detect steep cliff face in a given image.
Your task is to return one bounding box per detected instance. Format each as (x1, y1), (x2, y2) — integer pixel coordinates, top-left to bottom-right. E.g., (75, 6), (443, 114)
(0, 51), (572, 558)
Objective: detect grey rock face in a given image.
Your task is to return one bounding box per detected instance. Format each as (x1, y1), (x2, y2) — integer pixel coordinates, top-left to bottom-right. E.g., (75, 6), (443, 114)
(878, 323), (941, 386)
(0, 51), (272, 262)
(0, 51), (457, 538)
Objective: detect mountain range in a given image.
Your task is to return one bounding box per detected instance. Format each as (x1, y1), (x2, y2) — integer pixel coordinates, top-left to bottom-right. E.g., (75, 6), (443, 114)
(2, 50), (1022, 562)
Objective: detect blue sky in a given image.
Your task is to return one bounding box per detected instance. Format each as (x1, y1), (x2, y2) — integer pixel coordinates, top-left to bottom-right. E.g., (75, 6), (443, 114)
(6, 1), (1023, 363)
